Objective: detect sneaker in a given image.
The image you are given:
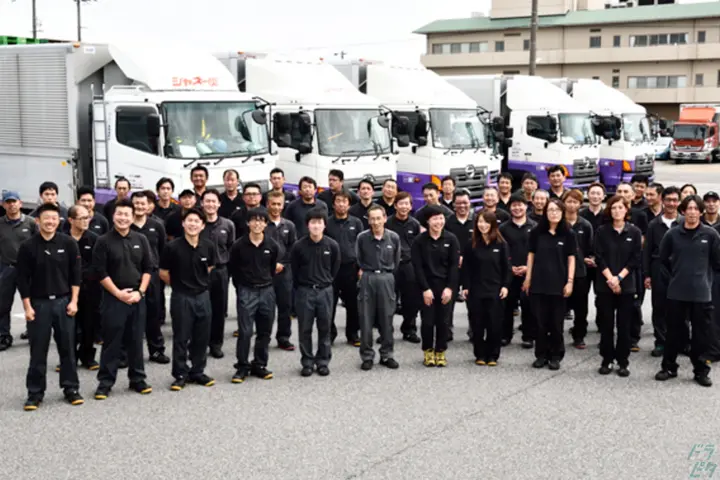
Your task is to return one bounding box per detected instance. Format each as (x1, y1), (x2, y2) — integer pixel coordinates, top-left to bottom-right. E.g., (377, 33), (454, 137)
(149, 351), (170, 364)
(317, 365), (330, 376)
(617, 367), (630, 377)
(232, 369), (249, 384)
(118, 359), (128, 369)
(23, 396), (42, 411)
(300, 367), (313, 377)
(694, 375), (713, 387)
(500, 339), (510, 347)
(348, 339), (361, 348)
(251, 366), (274, 380)
(655, 370), (678, 381)
(55, 364), (61, 373)
(209, 345), (225, 359)
(64, 390), (84, 406)
(573, 340), (586, 350)
(402, 333), (421, 344)
(129, 381), (152, 394)
(423, 349), (436, 367)
(548, 360), (561, 370)
(189, 374), (216, 387)
(475, 359), (486, 366)
(83, 360), (100, 371)
(630, 344), (640, 352)
(233, 330), (239, 337)
(487, 360), (498, 367)
(94, 387), (111, 400)
(380, 358), (399, 369)
(435, 351), (447, 367)
(277, 340), (296, 351)
(20, 330), (29, 340)
(521, 340), (534, 349)
(170, 378), (186, 391)
(598, 364), (613, 375)
(361, 360), (373, 371)
(651, 346), (664, 358)
(532, 358), (547, 369)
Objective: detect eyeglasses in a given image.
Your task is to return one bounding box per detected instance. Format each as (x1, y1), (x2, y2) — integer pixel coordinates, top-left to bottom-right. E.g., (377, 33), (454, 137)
(244, 192), (261, 196)
(74, 216), (90, 221)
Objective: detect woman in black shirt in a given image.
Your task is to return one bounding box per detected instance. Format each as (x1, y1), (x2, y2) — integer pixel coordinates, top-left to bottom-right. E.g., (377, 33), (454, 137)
(523, 198), (576, 370)
(594, 195), (643, 377)
(462, 211), (511, 366)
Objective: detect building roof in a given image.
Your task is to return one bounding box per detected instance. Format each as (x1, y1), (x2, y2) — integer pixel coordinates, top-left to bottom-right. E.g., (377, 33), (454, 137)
(413, 2), (720, 34)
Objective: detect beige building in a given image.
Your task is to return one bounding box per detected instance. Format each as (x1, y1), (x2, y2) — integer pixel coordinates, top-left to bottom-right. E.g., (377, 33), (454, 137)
(415, 0), (720, 120)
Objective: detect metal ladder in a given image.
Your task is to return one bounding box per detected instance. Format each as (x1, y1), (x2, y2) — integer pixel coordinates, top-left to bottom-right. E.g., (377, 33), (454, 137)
(90, 84), (110, 189)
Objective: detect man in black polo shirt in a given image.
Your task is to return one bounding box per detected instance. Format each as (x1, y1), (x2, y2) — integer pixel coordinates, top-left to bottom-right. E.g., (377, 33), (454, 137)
(290, 208), (341, 377)
(317, 169), (359, 207)
(230, 182), (267, 240)
(376, 179), (398, 217)
(285, 176), (329, 239)
(71, 186), (109, 236)
(165, 190), (197, 240)
(229, 208), (280, 383)
(656, 195), (720, 387)
(477, 187), (510, 224)
(348, 178), (375, 230)
(547, 165), (567, 200)
(102, 177), (131, 221)
(218, 169), (245, 219)
(201, 189), (236, 359)
(325, 191), (363, 346)
(262, 167), (296, 207)
(413, 183), (453, 229)
(445, 190), (474, 339)
(154, 177), (180, 222)
(160, 208), (217, 391)
(190, 165), (208, 204)
(92, 198), (153, 400)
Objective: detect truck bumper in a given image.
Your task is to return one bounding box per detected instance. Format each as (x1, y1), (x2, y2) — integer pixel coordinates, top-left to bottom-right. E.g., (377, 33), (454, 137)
(600, 160), (654, 194)
(670, 150), (714, 162)
(507, 160), (598, 192)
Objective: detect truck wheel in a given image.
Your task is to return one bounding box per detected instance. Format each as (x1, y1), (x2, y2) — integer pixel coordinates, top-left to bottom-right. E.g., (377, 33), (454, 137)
(713, 152), (719, 164)
(674, 158), (683, 165)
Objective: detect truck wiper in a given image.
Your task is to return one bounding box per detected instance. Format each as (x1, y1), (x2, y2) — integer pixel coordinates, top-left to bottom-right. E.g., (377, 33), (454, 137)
(331, 149), (376, 163)
(443, 144), (467, 154)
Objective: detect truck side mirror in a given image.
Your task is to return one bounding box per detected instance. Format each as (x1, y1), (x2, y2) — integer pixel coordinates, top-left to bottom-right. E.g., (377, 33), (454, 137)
(710, 127), (717, 137)
(272, 112), (292, 148)
(659, 119), (667, 129)
(547, 116), (558, 133)
(547, 133), (558, 143)
(297, 112), (312, 135)
(504, 126), (514, 138)
(146, 114), (161, 138)
(491, 116), (505, 133)
(296, 112), (313, 154)
(392, 115), (410, 147)
(415, 113), (428, 147)
(251, 109), (267, 125)
(504, 138), (513, 147)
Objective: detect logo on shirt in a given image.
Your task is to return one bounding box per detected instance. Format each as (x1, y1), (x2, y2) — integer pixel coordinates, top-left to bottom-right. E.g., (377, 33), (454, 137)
(626, 237), (633, 242)
(220, 230), (227, 234)
(133, 245), (140, 249)
(493, 249), (500, 253)
(578, 230), (584, 234)
(408, 230), (414, 234)
(386, 245), (393, 249)
(201, 257), (207, 262)
(350, 227), (356, 231)
(84, 245), (91, 250)
(57, 249), (65, 253)
(264, 250), (271, 254)
(444, 244), (450, 247)
(558, 242), (564, 246)
(702, 239), (709, 244)
(323, 250), (330, 255)
(22, 228), (28, 232)
(93, 225), (102, 230)
(149, 228), (156, 232)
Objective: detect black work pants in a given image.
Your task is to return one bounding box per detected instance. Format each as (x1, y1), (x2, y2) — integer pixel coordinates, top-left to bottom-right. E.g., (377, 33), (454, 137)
(209, 266), (230, 349)
(631, 268), (645, 344)
(662, 300), (712, 377)
(358, 272), (396, 362)
(236, 285), (276, 370)
(97, 295), (147, 389)
(0, 263), (17, 339)
(76, 281), (101, 365)
(420, 282), (452, 352)
(649, 261), (670, 347)
(170, 291), (211, 379)
(503, 275), (535, 342)
(332, 263), (359, 342)
(145, 271), (165, 355)
(273, 267), (293, 342)
(397, 262), (420, 335)
(597, 293), (634, 367)
(26, 296), (79, 396)
(531, 294), (566, 361)
(569, 276), (590, 341)
(470, 295), (503, 361)
(295, 285), (333, 368)
(710, 273), (720, 362)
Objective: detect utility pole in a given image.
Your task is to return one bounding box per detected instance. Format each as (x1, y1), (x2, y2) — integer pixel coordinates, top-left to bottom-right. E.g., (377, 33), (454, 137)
(528, 0), (538, 75)
(77, 0), (82, 41)
(31, 0), (36, 38)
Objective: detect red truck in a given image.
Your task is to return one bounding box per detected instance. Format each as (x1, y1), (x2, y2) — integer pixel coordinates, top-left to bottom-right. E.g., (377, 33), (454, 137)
(671, 104), (720, 164)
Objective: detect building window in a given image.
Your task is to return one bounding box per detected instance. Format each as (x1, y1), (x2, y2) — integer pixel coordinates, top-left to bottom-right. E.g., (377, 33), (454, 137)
(469, 41), (489, 53)
(589, 36), (601, 48)
(612, 69), (620, 73)
(627, 75), (687, 89)
(696, 74), (704, 86)
(432, 44), (450, 54)
(612, 76), (620, 88)
(613, 35), (621, 47)
(630, 33), (687, 47)
(630, 35), (648, 47)
(592, 76), (600, 80)
(503, 70), (521, 74)
(523, 39), (530, 51)
(450, 43), (462, 54)
(495, 41), (505, 52)
(590, 28), (601, 33)
(698, 31), (706, 43)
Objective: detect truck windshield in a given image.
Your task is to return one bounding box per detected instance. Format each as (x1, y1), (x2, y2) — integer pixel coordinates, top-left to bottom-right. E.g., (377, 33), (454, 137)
(429, 109), (486, 149)
(163, 101), (269, 158)
(315, 109), (391, 156)
(623, 114), (650, 143)
(559, 114), (595, 145)
(673, 124), (708, 140)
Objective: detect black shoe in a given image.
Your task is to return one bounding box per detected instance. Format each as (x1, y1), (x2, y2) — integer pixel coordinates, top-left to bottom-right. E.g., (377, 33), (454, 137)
(55, 364), (61, 373)
(94, 386), (111, 400)
(694, 375), (713, 387)
(317, 365), (330, 376)
(118, 359), (128, 369)
(64, 390), (84, 406)
(361, 360), (373, 371)
(277, 340), (296, 351)
(20, 330), (28, 340)
(0, 336), (12, 352)
(376, 336), (383, 345)
(300, 366), (313, 377)
(573, 339), (587, 350)
(651, 346), (664, 358)
(500, 338), (510, 347)
(630, 344), (640, 353)
(189, 373), (216, 387)
(129, 381), (152, 394)
(347, 338), (361, 347)
(149, 351), (170, 364)
(548, 360), (560, 370)
(232, 369), (249, 384)
(655, 370), (678, 381)
(447, 333), (454, 342)
(171, 377), (186, 391)
(380, 358), (399, 369)
(23, 395), (42, 411)
(617, 367), (630, 377)
(330, 332), (338, 345)
(532, 358), (547, 369)
(209, 345), (224, 359)
(82, 360), (100, 371)
(521, 340), (534, 349)
(251, 366), (274, 380)
(599, 364), (613, 375)
(402, 333), (421, 344)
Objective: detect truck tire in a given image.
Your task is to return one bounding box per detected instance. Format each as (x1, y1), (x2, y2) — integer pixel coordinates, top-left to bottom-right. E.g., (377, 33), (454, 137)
(674, 157), (683, 165)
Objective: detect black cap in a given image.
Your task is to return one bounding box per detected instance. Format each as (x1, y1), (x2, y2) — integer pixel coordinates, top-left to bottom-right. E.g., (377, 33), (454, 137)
(508, 192), (527, 206)
(703, 191), (720, 201)
(423, 204), (445, 223)
(246, 207), (269, 222)
(178, 189), (195, 199)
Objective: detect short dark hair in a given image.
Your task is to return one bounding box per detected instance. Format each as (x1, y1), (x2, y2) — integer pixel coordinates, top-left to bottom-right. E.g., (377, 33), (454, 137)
(647, 182), (664, 195)
(113, 198), (133, 212)
(680, 183), (698, 196)
(499, 172), (514, 183)
(270, 167), (285, 177)
(299, 176), (317, 189)
(680, 194), (705, 214)
(521, 172), (538, 184)
(223, 169), (239, 181)
(395, 191), (412, 204)
(333, 191), (352, 204)
(36, 203), (60, 216)
(202, 188), (222, 202)
(143, 190), (157, 205)
(130, 191), (149, 202)
(588, 182), (606, 194)
(305, 206), (327, 225)
(662, 186), (681, 199)
(358, 178), (374, 191)
(454, 189), (471, 200)
(328, 169), (344, 181)
(114, 177), (131, 189)
(441, 176), (456, 186)
(367, 204), (386, 217)
(182, 207), (206, 223)
(547, 165), (565, 177)
(39, 181), (59, 195)
(242, 182), (262, 194)
(383, 178), (397, 187)
(190, 165), (209, 178)
(617, 181), (634, 192)
(156, 177), (174, 191)
(76, 186), (95, 199)
(631, 174), (649, 186)
(604, 195), (631, 221)
(422, 182), (439, 193)
(246, 207), (269, 223)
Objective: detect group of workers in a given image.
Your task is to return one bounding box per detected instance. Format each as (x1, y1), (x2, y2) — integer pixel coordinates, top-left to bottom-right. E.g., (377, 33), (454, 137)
(1, 163), (719, 412)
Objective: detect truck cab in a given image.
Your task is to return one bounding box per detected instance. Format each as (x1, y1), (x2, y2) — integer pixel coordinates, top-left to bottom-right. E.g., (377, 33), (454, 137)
(333, 60), (504, 209)
(214, 52), (397, 197)
(445, 75), (600, 192)
(551, 78), (654, 193)
(671, 104), (720, 164)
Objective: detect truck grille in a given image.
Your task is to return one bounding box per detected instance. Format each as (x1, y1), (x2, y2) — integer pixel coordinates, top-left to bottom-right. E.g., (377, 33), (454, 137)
(572, 158), (598, 182)
(635, 154), (654, 173)
(450, 165), (489, 200)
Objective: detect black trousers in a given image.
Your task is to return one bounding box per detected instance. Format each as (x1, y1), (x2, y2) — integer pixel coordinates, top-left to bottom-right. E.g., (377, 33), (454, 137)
(568, 276), (590, 341)
(470, 295), (503, 361)
(332, 263), (359, 342)
(597, 293), (634, 367)
(649, 261), (670, 347)
(0, 263), (17, 339)
(26, 296), (79, 396)
(420, 283), (453, 352)
(76, 281), (101, 364)
(503, 275), (535, 342)
(531, 294), (566, 361)
(208, 266), (230, 349)
(710, 273), (720, 362)
(145, 271), (165, 355)
(273, 267), (293, 342)
(631, 268), (645, 344)
(295, 285), (333, 368)
(236, 285), (276, 370)
(662, 300), (712, 377)
(97, 295), (147, 389)
(170, 291), (211, 379)
(397, 262), (421, 335)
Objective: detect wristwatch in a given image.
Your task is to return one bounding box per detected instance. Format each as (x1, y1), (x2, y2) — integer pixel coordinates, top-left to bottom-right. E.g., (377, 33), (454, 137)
(617, 274), (624, 282)
(137, 290), (146, 298)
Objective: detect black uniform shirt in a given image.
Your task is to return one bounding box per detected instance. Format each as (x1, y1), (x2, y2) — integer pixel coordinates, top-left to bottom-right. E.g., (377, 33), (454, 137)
(414, 203), (454, 229)
(642, 214), (682, 278)
(348, 201), (374, 231)
(528, 211), (544, 224)
(594, 223), (643, 295)
(230, 205), (268, 240)
(290, 235), (341, 288)
(325, 215), (364, 265)
(218, 191), (245, 219)
(386, 215), (422, 264)
(497, 196), (511, 212)
(461, 238), (512, 297)
(0, 214), (37, 265)
(445, 213), (475, 253)
(376, 197), (396, 217)
(411, 230), (460, 291)
(131, 217), (166, 268)
(72, 229), (98, 281)
(266, 218), (297, 266)
(92, 229), (152, 290)
(528, 227), (577, 296)
(16, 232), (81, 299)
(262, 189), (296, 208)
(165, 209), (187, 240)
(229, 235), (280, 288)
(155, 202), (180, 222)
(548, 188), (566, 200)
(632, 197), (649, 212)
(499, 218), (537, 267)
(284, 198), (329, 239)
(579, 207), (605, 234)
(160, 237), (217, 295)
(643, 206), (663, 224)
(475, 207), (510, 224)
(201, 217), (235, 266)
(355, 229), (401, 273)
(317, 188), (358, 208)
(568, 216), (594, 279)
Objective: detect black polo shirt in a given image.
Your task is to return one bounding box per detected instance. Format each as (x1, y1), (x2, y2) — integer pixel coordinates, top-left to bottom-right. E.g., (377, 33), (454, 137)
(218, 191), (245, 219)
(643, 206), (663, 224)
(265, 218), (297, 266)
(461, 238), (512, 297)
(376, 197), (396, 217)
(528, 227), (577, 296)
(475, 206), (510, 224)
(499, 218), (537, 267)
(164, 209), (187, 239)
(16, 232), (81, 299)
(356, 229), (401, 273)
(230, 205), (268, 240)
(579, 207), (604, 234)
(594, 223), (643, 295)
(155, 202), (180, 222)
(284, 198), (329, 239)
(72, 229), (98, 281)
(317, 188), (358, 208)
(386, 215), (422, 264)
(642, 214), (682, 278)
(445, 213), (475, 253)
(568, 216), (594, 279)
(160, 236), (216, 295)
(201, 216), (235, 266)
(325, 215), (364, 265)
(290, 235), (341, 288)
(229, 235), (280, 288)
(92, 229), (152, 290)
(131, 217), (166, 268)
(410, 230), (460, 291)
(348, 201), (374, 231)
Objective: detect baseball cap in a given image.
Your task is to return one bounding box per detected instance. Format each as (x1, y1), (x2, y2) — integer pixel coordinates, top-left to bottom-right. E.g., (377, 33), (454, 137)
(2, 191), (20, 202)
(703, 191), (719, 201)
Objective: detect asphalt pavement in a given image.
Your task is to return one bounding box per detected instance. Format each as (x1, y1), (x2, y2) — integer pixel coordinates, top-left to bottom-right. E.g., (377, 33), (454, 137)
(1, 160), (718, 480)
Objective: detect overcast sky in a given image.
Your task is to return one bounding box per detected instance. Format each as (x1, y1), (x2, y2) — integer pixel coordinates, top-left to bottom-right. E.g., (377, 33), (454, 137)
(0, 0), (487, 62)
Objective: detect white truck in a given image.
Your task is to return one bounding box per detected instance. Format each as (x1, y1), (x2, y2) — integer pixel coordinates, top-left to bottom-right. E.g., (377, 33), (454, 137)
(445, 75), (600, 192)
(333, 60), (505, 209)
(214, 52), (398, 196)
(0, 43), (274, 209)
(550, 78), (655, 193)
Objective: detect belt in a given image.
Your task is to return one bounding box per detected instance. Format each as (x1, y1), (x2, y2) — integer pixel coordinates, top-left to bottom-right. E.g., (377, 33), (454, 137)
(241, 283), (272, 289)
(33, 294), (69, 301)
(299, 283), (331, 290)
(367, 270), (394, 274)
(215, 264), (227, 270)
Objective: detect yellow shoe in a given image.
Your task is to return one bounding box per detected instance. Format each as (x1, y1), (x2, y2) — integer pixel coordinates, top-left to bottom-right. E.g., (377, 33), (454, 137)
(435, 351), (447, 367)
(487, 361), (497, 367)
(423, 349), (436, 367)
(475, 359), (486, 366)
